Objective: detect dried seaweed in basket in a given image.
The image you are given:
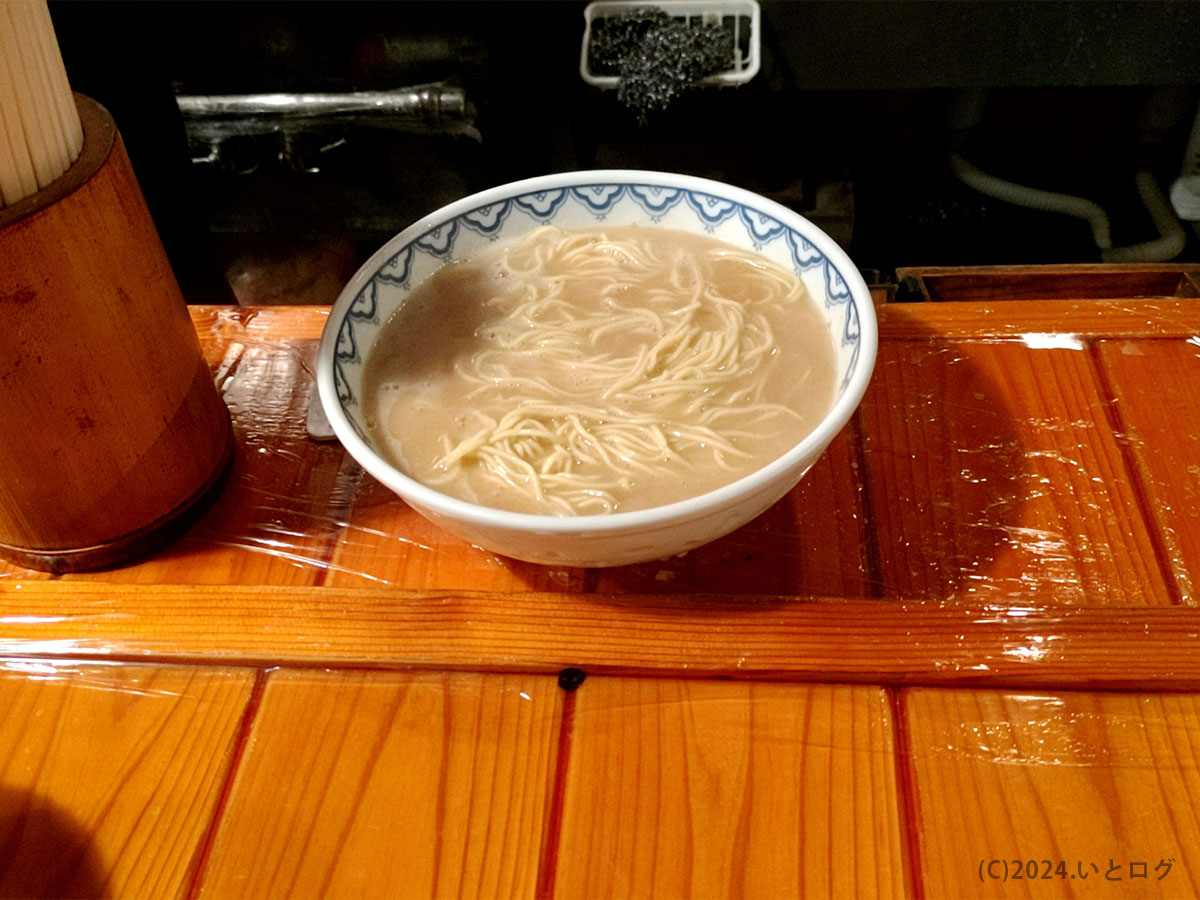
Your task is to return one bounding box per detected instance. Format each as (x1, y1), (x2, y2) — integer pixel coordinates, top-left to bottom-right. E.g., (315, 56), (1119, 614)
(589, 8), (735, 125)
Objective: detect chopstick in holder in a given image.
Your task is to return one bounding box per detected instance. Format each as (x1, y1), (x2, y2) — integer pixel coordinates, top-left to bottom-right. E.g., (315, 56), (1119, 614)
(22, 0), (73, 164)
(0, 0), (83, 208)
(0, 2), (60, 188)
(29, 1), (81, 153)
(0, 6), (40, 204)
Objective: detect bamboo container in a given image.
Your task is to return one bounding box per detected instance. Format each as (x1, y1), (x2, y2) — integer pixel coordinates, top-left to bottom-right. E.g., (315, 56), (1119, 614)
(0, 94), (233, 572)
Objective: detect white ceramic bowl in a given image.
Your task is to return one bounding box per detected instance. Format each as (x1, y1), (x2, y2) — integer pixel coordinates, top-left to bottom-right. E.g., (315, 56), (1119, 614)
(317, 170), (877, 567)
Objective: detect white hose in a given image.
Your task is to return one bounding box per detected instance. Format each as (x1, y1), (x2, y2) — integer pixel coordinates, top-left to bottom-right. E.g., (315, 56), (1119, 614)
(949, 152), (1113, 250)
(950, 154), (1187, 262)
(1103, 171), (1188, 262)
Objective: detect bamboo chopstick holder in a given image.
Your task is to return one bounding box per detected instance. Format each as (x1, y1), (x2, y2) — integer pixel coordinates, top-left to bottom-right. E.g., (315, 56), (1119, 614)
(0, 95), (233, 572)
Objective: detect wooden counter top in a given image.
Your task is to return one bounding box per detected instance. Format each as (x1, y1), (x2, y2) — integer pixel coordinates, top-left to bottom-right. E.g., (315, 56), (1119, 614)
(1, 266), (1199, 898)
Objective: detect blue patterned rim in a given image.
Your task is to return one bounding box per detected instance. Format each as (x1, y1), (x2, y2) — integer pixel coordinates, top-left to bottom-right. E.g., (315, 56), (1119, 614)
(331, 181), (865, 441)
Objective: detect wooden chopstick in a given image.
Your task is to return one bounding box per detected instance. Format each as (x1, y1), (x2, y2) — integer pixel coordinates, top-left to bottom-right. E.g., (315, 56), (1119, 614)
(0, 0), (82, 208)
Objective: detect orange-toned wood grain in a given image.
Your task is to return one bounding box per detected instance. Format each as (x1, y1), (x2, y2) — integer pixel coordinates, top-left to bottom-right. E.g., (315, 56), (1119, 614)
(323, 474), (588, 591)
(895, 264), (1200, 302)
(0, 664), (254, 898)
(859, 339), (1170, 605)
(0, 559), (53, 580)
(0, 308), (340, 584)
(191, 308), (586, 591)
(1096, 339), (1200, 606)
(0, 99), (230, 567)
(552, 679), (908, 899)
(7, 295), (1194, 594)
(65, 331), (352, 586)
(592, 424), (874, 596)
(191, 306), (331, 361)
(6, 582), (1200, 687)
(902, 688), (1200, 898)
(877, 297), (1200, 340)
(196, 670), (561, 899)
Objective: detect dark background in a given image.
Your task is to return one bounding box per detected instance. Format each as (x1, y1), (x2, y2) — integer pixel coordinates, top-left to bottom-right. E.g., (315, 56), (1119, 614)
(48, 1), (1200, 304)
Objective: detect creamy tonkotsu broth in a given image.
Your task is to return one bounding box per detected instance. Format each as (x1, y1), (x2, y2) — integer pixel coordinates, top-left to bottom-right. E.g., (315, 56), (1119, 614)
(363, 225), (837, 515)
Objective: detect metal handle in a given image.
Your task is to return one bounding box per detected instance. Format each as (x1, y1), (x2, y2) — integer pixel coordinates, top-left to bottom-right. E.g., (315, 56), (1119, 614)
(177, 84), (477, 173)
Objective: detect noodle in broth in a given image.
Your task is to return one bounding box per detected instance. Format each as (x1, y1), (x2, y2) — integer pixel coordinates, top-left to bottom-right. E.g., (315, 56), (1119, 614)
(364, 226), (837, 515)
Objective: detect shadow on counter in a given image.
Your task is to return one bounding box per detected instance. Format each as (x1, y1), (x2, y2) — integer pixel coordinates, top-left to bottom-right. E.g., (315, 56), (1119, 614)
(0, 785), (110, 899)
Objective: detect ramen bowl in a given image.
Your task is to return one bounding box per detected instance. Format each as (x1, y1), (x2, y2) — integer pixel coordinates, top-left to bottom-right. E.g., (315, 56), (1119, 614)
(317, 170), (877, 567)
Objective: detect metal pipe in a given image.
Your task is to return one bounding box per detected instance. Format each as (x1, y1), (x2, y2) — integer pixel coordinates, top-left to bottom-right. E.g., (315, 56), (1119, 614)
(176, 85), (473, 132)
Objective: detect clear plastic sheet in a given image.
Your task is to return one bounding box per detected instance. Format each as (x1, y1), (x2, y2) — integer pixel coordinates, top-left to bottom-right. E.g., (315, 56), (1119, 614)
(0, 660), (1197, 900)
(4, 307), (1195, 604)
(0, 656), (232, 696)
(13, 656), (1192, 768)
(906, 689), (1200, 768)
(0, 289), (1197, 678)
(1, 275), (1198, 900)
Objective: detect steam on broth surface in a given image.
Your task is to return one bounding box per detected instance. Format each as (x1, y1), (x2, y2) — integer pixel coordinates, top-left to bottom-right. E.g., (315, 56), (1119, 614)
(363, 225), (837, 515)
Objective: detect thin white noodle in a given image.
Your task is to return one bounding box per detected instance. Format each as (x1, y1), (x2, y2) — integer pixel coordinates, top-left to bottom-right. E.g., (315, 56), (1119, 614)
(398, 227), (814, 513)
(376, 226), (823, 515)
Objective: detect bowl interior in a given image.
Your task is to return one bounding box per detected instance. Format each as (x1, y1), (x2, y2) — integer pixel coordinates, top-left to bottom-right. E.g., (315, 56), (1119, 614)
(324, 172), (873, 519)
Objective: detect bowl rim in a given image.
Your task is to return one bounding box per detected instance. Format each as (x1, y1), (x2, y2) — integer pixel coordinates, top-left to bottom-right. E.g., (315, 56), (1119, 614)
(317, 168), (878, 535)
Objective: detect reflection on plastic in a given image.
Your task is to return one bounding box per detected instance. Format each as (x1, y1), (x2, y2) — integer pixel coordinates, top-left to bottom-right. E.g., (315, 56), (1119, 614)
(1019, 333), (1086, 351)
(907, 689), (1200, 769)
(0, 306), (1194, 608)
(860, 337), (1182, 605)
(0, 657), (236, 698)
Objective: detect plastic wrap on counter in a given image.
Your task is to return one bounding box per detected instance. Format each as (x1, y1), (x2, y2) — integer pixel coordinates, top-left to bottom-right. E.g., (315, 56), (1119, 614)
(0, 660), (1196, 900)
(0, 301), (1196, 678)
(1, 601), (1198, 890)
(3, 307), (1197, 600)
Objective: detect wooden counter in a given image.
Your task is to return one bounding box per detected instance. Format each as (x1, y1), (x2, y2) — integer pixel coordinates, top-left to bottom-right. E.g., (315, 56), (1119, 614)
(1, 266), (1199, 898)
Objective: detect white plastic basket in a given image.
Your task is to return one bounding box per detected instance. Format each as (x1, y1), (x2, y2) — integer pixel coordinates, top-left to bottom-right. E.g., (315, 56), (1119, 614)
(580, 0), (761, 88)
